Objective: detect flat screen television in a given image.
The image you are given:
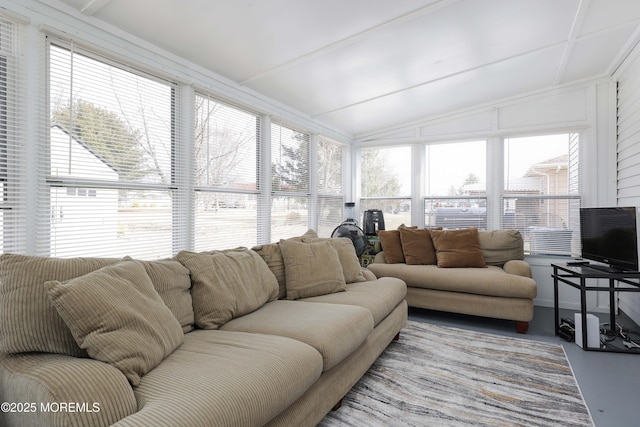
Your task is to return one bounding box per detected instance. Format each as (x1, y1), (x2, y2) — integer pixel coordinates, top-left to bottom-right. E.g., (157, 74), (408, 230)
(580, 207), (639, 272)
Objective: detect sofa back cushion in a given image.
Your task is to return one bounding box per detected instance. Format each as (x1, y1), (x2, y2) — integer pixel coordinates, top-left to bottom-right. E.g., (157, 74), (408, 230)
(175, 248), (279, 329)
(252, 229), (318, 298)
(45, 258), (184, 386)
(140, 259), (194, 333)
(0, 254), (195, 356)
(301, 237), (366, 283)
(279, 239), (346, 299)
(478, 229), (525, 266)
(0, 254), (118, 356)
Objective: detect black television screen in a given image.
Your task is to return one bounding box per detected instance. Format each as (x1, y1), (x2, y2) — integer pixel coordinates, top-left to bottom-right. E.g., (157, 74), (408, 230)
(580, 207), (639, 272)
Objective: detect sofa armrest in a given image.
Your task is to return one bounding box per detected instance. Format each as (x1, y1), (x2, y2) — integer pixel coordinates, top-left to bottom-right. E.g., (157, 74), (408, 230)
(361, 268), (377, 281)
(372, 251), (387, 264)
(0, 352), (137, 427)
(503, 259), (532, 278)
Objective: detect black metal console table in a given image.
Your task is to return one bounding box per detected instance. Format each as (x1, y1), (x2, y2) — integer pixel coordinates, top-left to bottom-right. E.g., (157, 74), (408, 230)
(552, 263), (640, 353)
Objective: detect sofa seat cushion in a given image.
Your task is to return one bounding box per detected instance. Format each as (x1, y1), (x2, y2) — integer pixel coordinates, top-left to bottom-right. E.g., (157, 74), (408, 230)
(115, 330), (323, 427)
(367, 264), (536, 299)
(298, 278), (407, 326)
(220, 300), (374, 371)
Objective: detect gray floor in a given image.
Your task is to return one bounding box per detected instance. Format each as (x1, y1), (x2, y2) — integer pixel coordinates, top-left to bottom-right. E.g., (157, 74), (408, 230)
(408, 306), (640, 427)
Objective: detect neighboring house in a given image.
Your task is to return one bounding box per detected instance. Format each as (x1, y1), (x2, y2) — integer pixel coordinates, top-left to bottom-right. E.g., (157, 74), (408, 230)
(49, 124), (120, 257)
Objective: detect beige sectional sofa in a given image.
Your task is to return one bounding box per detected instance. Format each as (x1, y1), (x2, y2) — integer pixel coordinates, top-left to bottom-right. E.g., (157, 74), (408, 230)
(367, 228), (536, 333)
(0, 231), (407, 427)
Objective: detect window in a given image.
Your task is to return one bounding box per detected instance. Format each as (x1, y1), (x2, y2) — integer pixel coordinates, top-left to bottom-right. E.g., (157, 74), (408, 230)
(317, 136), (344, 237)
(271, 122), (309, 240)
(47, 41), (176, 258)
(0, 17), (23, 254)
(360, 146), (411, 230)
(504, 133), (580, 255)
(424, 141), (487, 229)
(194, 94), (260, 250)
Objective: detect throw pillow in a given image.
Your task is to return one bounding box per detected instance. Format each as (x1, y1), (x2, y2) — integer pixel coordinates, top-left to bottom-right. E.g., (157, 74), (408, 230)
(45, 258), (184, 386)
(301, 237), (367, 283)
(252, 229), (319, 299)
(279, 239), (346, 299)
(0, 253), (119, 357)
(376, 230), (405, 263)
(175, 248), (279, 329)
(430, 228), (487, 268)
(399, 228), (438, 265)
(140, 259), (195, 333)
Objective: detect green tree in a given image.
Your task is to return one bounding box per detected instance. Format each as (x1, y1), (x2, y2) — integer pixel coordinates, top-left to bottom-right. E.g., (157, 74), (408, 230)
(361, 149), (400, 197)
(52, 100), (147, 182)
(272, 131), (308, 192)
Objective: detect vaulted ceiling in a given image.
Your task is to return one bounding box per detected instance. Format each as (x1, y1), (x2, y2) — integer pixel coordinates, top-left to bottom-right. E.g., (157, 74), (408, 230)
(45, 0), (640, 138)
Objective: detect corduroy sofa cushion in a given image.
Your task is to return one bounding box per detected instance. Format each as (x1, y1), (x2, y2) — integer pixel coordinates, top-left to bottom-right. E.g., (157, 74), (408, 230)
(299, 277), (407, 325)
(302, 237), (367, 283)
(220, 300), (374, 371)
(368, 264), (536, 299)
(45, 259), (184, 386)
(117, 330), (323, 427)
(176, 248), (279, 329)
(279, 239), (346, 299)
(252, 229), (318, 299)
(0, 253), (119, 356)
(140, 259), (194, 333)
(478, 229), (525, 265)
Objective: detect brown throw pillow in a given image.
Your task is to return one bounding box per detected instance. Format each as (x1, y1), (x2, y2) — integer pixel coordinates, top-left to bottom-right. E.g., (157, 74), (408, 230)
(45, 259), (184, 386)
(430, 228), (487, 268)
(399, 228), (438, 265)
(279, 239), (346, 299)
(377, 230), (405, 263)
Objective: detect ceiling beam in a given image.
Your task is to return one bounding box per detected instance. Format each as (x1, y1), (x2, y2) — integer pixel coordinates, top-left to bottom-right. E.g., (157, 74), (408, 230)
(554, 0), (590, 85)
(80, 0), (113, 16)
(240, 0), (462, 85)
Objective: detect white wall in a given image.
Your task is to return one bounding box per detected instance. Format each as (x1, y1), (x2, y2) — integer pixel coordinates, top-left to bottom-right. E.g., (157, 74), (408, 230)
(614, 40), (640, 326)
(355, 79), (620, 313)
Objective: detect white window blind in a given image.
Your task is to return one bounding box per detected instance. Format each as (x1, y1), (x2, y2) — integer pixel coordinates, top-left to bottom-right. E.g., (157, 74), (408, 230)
(503, 133), (581, 255)
(317, 136), (344, 237)
(0, 17), (24, 254)
(47, 40), (178, 259)
(360, 146), (411, 229)
(271, 122), (309, 240)
(424, 140), (487, 229)
(193, 93), (260, 250)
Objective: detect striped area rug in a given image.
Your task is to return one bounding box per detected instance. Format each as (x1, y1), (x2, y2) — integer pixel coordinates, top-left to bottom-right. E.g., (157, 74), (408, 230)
(320, 321), (593, 427)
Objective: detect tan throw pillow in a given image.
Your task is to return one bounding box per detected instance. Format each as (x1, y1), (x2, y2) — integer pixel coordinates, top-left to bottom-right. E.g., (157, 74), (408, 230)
(399, 228), (438, 265)
(376, 230), (405, 263)
(140, 259), (194, 333)
(175, 248), (279, 329)
(45, 259), (184, 386)
(0, 253), (119, 356)
(302, 237), (366, 283)
(279, 239), (346, 299)
(430, 228), (487, 268)
(252, 229), (319, 299)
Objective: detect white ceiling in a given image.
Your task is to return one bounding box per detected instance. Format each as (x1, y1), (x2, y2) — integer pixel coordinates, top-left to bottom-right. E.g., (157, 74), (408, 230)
(47, 0), (640, 138)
